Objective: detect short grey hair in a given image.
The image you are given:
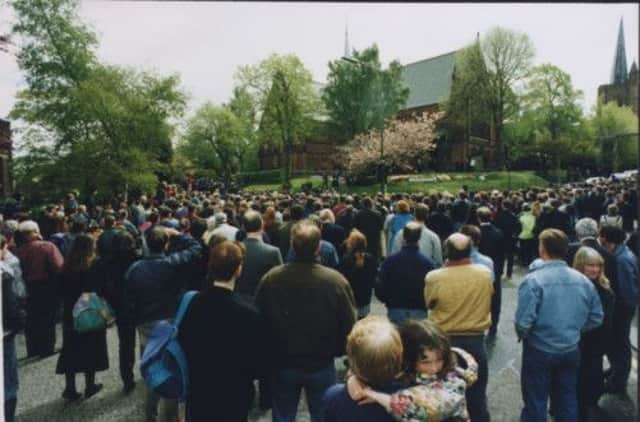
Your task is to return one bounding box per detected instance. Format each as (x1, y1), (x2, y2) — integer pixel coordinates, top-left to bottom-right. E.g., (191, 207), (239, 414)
(575, 218), (598, 240)
(17, 220), (40, 234)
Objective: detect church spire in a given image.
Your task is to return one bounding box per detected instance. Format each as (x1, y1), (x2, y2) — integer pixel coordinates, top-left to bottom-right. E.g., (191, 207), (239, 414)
(611, 17), (628, 84)
(344, 21), (351, 58)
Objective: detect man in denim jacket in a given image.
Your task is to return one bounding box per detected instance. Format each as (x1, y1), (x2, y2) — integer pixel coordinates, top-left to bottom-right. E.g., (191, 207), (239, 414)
(515, 229), (603, 422)
(599, 225), (639, 395)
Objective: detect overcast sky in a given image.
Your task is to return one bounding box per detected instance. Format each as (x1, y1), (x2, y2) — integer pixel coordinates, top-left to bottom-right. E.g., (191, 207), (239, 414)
(1, 2), (638, 122)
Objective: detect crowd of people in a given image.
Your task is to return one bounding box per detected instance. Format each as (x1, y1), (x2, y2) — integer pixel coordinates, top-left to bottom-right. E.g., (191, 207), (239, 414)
(1, 175), (638, 422)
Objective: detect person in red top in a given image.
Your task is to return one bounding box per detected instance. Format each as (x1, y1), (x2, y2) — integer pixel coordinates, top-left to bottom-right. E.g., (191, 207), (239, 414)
(16, 220), (64, 358)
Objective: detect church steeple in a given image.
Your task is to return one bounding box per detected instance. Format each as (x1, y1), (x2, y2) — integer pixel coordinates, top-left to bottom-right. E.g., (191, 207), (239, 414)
(344, 22), (351, 59)
(611, 17), (628, 84)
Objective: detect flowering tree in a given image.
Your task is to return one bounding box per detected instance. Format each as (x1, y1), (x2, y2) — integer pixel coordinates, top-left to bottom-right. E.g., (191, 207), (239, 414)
(339, 111), (443, 175)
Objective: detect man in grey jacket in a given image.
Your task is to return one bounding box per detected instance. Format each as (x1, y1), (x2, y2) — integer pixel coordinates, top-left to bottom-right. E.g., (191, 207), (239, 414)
(235, 210), (283, 409)
(389, 203), (442, 266)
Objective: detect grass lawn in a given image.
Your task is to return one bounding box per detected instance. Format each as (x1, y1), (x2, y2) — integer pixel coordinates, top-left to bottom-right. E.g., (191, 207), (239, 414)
(243, 171), (550, 194)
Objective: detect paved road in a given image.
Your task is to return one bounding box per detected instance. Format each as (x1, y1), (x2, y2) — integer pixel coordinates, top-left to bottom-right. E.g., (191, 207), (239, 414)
(14, 263), (638, 421)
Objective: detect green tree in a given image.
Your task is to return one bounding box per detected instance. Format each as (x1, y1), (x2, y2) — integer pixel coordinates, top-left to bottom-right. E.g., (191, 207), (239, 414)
(177, 103), (246, 183)
(234, 54), (321, 185)
(322, 45), (409, 142)
(591, 101), (638, 171)
(482, 27), (535, 168)
(227, 86), (260, 172)
(10, 0), (186, 201)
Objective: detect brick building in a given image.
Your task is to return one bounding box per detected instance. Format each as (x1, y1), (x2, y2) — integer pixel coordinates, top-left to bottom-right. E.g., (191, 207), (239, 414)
(597, 18), (639, 116)
(0, 118), (13, 197)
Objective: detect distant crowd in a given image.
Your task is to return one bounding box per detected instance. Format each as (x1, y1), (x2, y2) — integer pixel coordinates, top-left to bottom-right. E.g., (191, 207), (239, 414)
(1, 175), (638, 422)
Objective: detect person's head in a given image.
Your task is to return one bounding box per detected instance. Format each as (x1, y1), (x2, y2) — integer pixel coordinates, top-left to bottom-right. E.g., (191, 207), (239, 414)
(17, 220), (40, 241)
(396, 200), (410, 214)
(476, 207), (492, 223)
(208, 241), (244, 283)
(414, 203), (429, 223)
(362, 197), (373, 209)
(346, 316), (403, 388)
(190, 219), (207, 240)
(214, 212), (227, 226)
(291, 219), (321, 261)
(444, 233), (472, 261)
(318, 209), (335, 225)
(345, 228), (367, 255)
(607, 203), (619, 217)
(599, 225), (626, 252)
(573, 246), (610, 289)
(398, 319), (456, 378)
(403, 222), (422, 246)
(538, 229), (568, 260)
(290, 204), (304, 222)
(64, 233), (96, 272)
(243, 210), (263, 234)
(459, 224), (481, 248)
(574, 218), (598, 241)
(147, 226), (170, 254)
(112, 231), (136, 258)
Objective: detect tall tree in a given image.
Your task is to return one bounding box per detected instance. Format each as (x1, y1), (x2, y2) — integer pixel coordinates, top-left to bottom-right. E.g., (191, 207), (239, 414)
(235, 54), (321, 185)
(322, 45), (409, 142)
(177, 103), (245, 183)
(482, 27), (535, 168)
(227, 86), (260, 171)
(10, 0), (186, 201)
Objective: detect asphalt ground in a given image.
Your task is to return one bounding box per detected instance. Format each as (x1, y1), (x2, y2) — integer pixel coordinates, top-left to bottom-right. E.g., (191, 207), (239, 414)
(13, 263), (638, 422)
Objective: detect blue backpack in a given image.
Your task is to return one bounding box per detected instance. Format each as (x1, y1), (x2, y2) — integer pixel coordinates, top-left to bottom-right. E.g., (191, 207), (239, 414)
(140, 291), (197, 400)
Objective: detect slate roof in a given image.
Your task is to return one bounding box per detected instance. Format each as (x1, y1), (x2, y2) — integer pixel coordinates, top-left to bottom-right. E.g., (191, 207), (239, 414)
(401, 50), (457, 110)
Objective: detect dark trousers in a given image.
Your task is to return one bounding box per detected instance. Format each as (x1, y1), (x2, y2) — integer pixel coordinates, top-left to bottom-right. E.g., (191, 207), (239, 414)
(577, 352), (604, 422)
(117, 322), (136, 387)
(606, 302), (635, 391)
(4, 399), (16, 422)
(450, 335), (490, 422)
(519, 239), (537, 267)
(521, 343), (579, 422)
(504, 249), (515, 278)
(25, 282), (58, 357)
(490, 276), (502, 335)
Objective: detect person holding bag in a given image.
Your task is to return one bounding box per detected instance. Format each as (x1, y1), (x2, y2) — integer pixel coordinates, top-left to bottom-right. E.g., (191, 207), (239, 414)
(56, 233), (109, 401)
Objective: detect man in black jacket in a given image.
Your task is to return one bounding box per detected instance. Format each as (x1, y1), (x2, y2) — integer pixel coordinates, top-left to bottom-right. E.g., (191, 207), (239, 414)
(477, 207), (504, 337)
(493, 200), (522, 280)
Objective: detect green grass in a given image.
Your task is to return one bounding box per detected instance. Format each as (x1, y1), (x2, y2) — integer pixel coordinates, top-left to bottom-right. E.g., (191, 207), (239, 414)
(243, 171), (550, 194)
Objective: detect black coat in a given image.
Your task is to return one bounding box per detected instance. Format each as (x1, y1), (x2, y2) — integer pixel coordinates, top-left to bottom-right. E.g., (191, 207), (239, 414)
(494, 209), (522, 251)
(179, 287), (268, 422)
(339, 252), (378, 308)
(352, 209), (384, 258)
(56, 265), (109, 374)
(427, 212), (453, 243)
(479, 223), (505, 263)
(322, 223), (347, 257)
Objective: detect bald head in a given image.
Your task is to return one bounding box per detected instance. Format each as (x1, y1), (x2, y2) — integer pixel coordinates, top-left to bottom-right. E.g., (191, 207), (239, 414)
(444, 233), (472, 261)
(403, 221), (423, 246)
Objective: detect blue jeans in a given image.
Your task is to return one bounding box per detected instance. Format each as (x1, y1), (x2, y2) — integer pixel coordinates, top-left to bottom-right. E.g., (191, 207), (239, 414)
(450, 335), (490, 422)
(521, 343), (580, 422)
(4, 335), (18, 422)
(386, 308), (428, 325)
(272, 363), (336, 422)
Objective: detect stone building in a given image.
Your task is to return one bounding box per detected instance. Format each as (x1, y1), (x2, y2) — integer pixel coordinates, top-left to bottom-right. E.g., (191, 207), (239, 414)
(0, 118), (13, 197)
(597, 18), (639, 116)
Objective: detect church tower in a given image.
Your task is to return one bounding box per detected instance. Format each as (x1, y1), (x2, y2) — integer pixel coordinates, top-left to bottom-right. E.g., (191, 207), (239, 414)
(611, 18), (628, 84)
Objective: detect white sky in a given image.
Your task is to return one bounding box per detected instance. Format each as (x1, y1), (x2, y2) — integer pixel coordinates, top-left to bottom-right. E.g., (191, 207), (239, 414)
(1, 2), (638, 122)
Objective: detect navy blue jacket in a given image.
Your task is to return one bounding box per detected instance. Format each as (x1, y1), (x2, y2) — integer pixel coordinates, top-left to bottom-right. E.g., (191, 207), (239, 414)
(124, 235), (202, 325)
(376, 246), (435, 310)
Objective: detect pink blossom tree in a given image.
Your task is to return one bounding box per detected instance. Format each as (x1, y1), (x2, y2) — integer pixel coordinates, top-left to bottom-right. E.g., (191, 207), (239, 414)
(339, 111), (443, 175)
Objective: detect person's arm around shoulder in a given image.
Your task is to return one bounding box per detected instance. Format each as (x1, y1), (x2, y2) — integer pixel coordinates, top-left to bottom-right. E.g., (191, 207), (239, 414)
(515, 275), (541, 341)
(451, 347), (478, 387)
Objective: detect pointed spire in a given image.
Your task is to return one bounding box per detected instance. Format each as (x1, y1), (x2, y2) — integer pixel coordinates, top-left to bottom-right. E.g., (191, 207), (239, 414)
(630, 59), (638, 80)
(611, 17), (628, 84)
(344, 21), (351, 59)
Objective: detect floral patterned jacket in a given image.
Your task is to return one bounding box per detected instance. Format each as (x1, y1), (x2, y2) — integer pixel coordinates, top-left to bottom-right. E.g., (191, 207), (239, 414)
(388, 347), (478, 422)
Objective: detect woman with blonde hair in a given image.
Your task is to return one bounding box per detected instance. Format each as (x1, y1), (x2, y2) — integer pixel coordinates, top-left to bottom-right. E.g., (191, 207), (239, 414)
(339, 229), (378, 319)
(573, 246), (615, 421)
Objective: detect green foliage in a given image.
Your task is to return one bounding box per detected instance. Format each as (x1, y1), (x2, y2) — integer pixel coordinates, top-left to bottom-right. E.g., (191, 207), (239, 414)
(443, 40), (491, 130)
(591, 102), (639, 171)
(10, 0), (186, 202)
(481, 27), (536, 168)
(238, 169), (283, 185)
(177, 103), (246, 182)
(234, 53), (322, 184)
(322, 45), (409, 141)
